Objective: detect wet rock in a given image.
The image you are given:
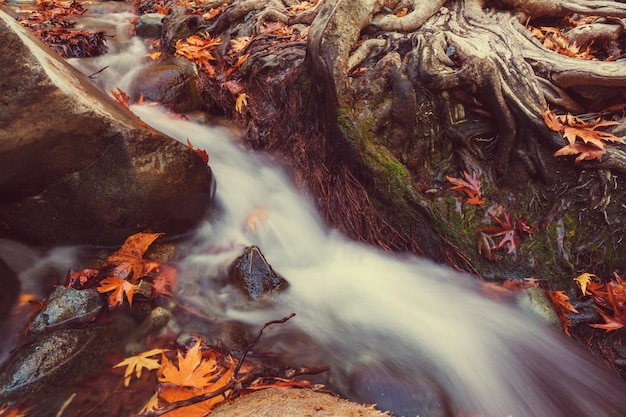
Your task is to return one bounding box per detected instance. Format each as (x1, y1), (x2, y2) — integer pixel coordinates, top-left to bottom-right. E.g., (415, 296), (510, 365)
(0, 258), (19, 325)
(210, 387), (388, 417)
(135, 13), (165, 38)
(128, 57), (201, 113)
(0, 10), (216, 246)
(29, 286), (103, 335)
(0, 328), (101, 401)
(161, 6), (204, 54)
(516, 287), (561, 328)
(229, 246), (288, 299)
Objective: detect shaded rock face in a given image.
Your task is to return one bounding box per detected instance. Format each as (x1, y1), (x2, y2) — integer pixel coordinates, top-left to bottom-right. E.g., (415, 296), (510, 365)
(0, 10), (215, 246)
(229, 246), (288, 299)
(0, 258), (19, 325)
(135, 13), (165, 38)
(128, 57), (200, 113)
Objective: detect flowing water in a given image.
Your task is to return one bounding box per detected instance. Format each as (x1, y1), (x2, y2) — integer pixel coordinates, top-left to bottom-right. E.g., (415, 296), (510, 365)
(9, 5), (626, 416)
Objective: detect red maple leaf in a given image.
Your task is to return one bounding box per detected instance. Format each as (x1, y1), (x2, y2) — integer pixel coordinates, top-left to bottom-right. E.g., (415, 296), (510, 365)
(446, 171), (485, 205)
(477, 210), (534, 256)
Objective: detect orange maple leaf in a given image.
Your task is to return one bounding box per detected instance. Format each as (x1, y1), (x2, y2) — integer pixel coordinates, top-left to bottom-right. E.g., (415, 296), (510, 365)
(175, 33), (221, 76)
(186, 139), (209, 165)
(542, 108), (624, 162)
(553, 142), (605, 163)
(545, 290), (578, 336)
(106, 232), (163, 283)
(97, 276), (140, 307)
(590, 307), (625, 332)
(157, 339), (235, 416)
(159, 339), (220, 388)
(110, 87), (131, 109)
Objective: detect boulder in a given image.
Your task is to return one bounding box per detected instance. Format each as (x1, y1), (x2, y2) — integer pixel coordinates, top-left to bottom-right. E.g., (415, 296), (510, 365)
(0, 10), (215, 246)
(135, 13), (165, 38)
(128, 57), (201, 112)
(210, 388), (389, 417)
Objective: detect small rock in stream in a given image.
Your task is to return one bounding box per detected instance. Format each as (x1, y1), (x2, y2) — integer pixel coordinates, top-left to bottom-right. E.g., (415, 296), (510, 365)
(135, 13), (165, 38)
(228, 246), (288, 299)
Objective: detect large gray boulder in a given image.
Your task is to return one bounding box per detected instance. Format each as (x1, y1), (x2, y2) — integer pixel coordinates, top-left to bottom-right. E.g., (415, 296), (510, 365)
(0, 10), (215, 246)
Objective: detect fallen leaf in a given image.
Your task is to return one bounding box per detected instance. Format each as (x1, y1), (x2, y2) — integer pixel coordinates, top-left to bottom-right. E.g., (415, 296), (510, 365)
(446, 171), (485, 205)
(235, 93), (248, 113)
(106, 232), (163, 283)
(159, 339), (219, 388)
(229, 36), (252, 54)
(590, 307), (625, 332)
(140, 394), (160, 413)
(545, 290), (578, 335)
(543, 108), (624, 163)
(114, 348), (167, 387)
(574, 272), (597, 296)
(97, 277), (140, 307)
(395, 7), (408, 17)
(110, 87), (131, 109)
(147, 51), (161, 60)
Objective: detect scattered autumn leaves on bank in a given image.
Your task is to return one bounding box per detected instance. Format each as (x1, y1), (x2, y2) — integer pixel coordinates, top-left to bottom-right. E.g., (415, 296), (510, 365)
(542, 108), (624, 163)
(446, 171), (535, 262)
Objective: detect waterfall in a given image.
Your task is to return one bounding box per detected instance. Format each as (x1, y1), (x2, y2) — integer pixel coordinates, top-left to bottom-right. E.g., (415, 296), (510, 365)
(57, 8), (626, 417)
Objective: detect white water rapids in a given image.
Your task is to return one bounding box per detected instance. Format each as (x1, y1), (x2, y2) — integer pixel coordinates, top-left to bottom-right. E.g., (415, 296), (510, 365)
(17, 6), (626, 417)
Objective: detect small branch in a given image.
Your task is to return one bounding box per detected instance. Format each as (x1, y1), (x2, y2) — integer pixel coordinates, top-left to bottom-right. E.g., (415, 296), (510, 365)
(137, 383), (234, 417)
(232, 312), (296, 379)
(88, 66), (108, 79)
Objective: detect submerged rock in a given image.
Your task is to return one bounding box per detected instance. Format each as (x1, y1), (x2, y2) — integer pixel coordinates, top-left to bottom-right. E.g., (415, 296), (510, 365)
(0, 10), (215, 246)
(229, 246), (288, 299)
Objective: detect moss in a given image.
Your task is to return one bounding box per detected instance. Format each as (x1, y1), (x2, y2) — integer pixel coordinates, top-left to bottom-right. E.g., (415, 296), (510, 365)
(335, 107), (421, 231)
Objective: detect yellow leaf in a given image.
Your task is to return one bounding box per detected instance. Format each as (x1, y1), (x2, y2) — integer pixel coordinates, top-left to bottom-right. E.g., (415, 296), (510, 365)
(230, 36), (251, 54)
(114, 348), (167, 387)
(574, 273), (596, 296)
(140, 393), (160, 413)
(235, 93), (248, 113)
(147, 51), (162, 60)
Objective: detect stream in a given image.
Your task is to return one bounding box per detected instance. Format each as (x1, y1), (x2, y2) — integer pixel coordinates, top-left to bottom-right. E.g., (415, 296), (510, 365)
(6, 3), (626, 416)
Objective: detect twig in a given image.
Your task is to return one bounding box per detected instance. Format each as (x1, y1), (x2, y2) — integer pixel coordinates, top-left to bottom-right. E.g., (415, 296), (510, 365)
(88, 66), (109, 79)
(232, 312), (295, 379)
